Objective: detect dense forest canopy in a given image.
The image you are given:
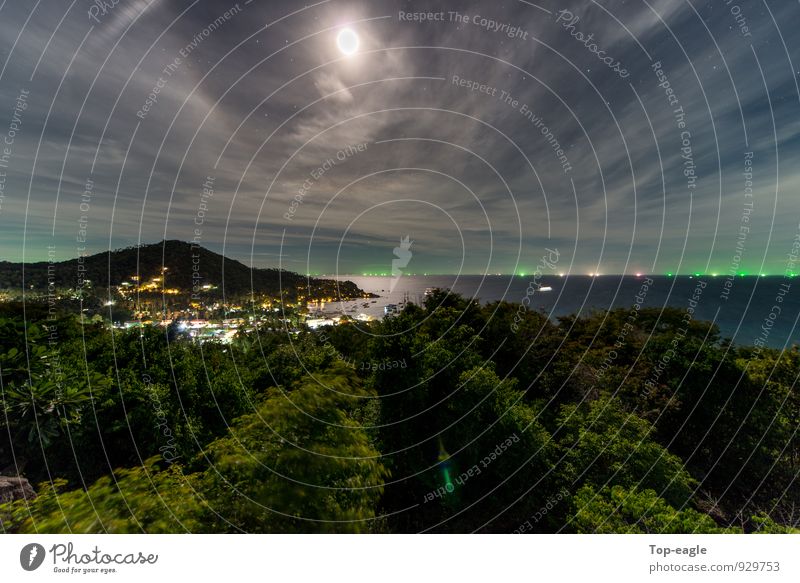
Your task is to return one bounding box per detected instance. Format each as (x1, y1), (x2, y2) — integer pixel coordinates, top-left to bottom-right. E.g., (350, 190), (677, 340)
(1, 290), (798, 533)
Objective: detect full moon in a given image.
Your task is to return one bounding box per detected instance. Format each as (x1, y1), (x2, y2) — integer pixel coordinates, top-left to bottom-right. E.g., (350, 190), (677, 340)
(336, 28), (359, 56)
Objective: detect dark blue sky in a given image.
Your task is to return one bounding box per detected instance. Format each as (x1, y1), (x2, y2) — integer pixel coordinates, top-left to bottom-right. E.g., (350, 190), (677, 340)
(0, 0), (798, 276)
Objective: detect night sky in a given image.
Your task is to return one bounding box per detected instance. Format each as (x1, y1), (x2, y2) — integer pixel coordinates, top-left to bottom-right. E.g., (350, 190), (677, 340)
(0, 0), (799, 276)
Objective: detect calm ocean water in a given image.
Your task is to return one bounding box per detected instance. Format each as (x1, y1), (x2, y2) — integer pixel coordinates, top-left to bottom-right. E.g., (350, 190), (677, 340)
(329, 275), (800, 349)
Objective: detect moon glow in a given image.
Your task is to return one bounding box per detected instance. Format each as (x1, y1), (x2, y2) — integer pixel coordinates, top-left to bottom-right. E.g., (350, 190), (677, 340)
(336, 28), (359, 56)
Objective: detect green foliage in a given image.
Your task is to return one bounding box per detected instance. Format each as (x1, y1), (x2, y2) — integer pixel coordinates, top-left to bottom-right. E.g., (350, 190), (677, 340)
(569, 484), (733, 534)
(432, 366), (559, 532)
(1, 458), (205, 533)
(202, 364), (388, 532)
(0, 319), (109, 467)
(749, 513), (800, 534)
(0, 293), (798, 533)
(556, 398), (696, 508)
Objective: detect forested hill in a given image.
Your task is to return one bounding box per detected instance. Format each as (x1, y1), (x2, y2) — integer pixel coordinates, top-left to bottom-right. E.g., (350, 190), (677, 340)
(0, 240), (369, 299)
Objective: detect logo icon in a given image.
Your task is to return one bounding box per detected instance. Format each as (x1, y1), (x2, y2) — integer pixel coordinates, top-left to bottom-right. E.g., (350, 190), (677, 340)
(390, 236), (413, 293)
(20, 543), (46, 571)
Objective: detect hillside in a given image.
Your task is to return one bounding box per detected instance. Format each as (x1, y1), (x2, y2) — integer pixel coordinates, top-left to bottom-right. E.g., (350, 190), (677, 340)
(0, 240), (370, 300)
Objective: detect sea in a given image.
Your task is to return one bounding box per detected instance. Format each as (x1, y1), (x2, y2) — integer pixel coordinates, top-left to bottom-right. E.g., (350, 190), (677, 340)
(327, 275), (800, 349)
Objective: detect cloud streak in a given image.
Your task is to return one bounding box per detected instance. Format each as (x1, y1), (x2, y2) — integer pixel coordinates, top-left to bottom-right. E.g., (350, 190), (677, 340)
(0, 0), (797, 276)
